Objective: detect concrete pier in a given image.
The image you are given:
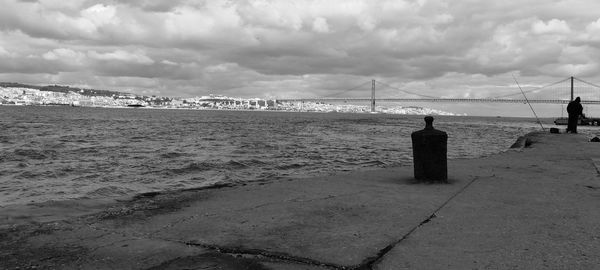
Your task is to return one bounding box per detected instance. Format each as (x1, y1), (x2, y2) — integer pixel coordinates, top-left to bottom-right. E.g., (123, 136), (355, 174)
(1, 132), (600, 269)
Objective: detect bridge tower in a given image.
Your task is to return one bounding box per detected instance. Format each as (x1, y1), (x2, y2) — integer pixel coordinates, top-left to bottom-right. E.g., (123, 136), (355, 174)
(571, 76), (574, 101)
(371, 79), (376, 112)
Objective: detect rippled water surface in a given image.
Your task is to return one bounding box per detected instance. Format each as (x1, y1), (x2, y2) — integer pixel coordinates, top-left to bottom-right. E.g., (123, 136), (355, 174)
(0, 106), (551, 206)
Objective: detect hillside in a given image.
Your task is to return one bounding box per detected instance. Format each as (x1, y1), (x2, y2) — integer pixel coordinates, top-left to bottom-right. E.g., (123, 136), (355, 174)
(0, 82), (126, 97)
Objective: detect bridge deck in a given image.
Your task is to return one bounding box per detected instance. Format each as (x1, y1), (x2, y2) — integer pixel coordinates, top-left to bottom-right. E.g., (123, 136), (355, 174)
(277, 98), (600, 104)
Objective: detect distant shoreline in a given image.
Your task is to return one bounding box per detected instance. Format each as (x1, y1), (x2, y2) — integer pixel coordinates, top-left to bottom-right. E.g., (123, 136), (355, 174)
(0, 103), (468, 116)
(0, 103), (560, 120)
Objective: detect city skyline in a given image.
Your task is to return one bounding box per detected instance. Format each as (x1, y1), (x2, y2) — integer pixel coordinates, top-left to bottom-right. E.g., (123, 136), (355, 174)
(2, 1), (600, 116)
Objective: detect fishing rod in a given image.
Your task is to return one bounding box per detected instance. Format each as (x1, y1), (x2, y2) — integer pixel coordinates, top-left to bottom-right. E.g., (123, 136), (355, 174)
(512, 74), (545, 131)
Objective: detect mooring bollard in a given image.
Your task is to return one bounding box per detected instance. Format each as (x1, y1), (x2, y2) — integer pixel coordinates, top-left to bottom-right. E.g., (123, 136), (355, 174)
(411, 116), (448, 182)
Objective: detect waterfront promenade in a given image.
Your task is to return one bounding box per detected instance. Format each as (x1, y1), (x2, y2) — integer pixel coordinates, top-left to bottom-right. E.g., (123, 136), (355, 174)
(1, 132), (600, 269)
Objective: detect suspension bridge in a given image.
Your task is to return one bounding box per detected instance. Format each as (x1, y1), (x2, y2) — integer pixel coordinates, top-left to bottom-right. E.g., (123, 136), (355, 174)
(278, 76), (600, 112)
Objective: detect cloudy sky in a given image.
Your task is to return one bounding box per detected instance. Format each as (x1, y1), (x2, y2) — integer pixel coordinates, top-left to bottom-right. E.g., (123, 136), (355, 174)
(2, 0), (600, 115)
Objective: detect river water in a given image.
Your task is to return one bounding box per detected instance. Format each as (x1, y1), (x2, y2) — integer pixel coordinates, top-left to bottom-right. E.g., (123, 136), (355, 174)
(0, 106), (569, 206)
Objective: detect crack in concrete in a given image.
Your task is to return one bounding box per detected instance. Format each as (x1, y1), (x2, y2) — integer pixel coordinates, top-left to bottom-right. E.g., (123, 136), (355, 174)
(590, 158), (600, 175)
(361, 175), (485, 269)
(181, 240), (349, 269)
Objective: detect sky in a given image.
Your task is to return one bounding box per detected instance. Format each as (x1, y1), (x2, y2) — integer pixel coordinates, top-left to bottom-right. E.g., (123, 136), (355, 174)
(2, 0), (600, 116)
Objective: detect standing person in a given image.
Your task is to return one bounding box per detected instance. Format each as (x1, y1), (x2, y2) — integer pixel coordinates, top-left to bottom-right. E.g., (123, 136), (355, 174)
(567, 96), (583, 133)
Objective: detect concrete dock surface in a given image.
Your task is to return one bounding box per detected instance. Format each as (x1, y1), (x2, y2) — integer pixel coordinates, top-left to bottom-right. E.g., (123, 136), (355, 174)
(1, 131), (600, 269)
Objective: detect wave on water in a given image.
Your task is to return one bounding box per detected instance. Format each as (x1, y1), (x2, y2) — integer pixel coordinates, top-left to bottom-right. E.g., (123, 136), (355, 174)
(13, 148), (58, 160)
(167, 159), (267, 175)
(0, 107), (544, 206)
(84, 185), (135, 198)
(358, 160), (388, 167)
(276, 163), (308, 170)
(168, 161), (221, 175)
(158, 152), (182, 159)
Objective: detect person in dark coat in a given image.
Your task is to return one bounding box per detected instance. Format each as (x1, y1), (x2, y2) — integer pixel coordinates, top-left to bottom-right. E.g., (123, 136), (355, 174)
(566, 96), (583, 133)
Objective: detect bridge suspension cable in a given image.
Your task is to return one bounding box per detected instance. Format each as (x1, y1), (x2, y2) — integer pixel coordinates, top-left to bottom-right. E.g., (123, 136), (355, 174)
(374, 80), (438, 99)
(490, 77), (571, 99)
(573, 77), (600, 103)
(321, 81), (373, 98)
(574, 77), (600, 89)
(277, 76), (600, 105)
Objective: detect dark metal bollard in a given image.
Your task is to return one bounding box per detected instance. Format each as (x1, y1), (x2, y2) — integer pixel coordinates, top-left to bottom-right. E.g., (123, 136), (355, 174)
(411, 116), (448, 182)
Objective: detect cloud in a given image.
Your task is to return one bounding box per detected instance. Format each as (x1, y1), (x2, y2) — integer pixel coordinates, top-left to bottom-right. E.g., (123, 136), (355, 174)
(312, 17), (330, 33)
(532, 19), (571, 35)
(80, 4), (119, 28)
(0, 46), (10, 57)
(586, 18), (600, 32)
(87, 49), (154, 65)
(1, 0), (600, 111)
(42, 48), (86, 63)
